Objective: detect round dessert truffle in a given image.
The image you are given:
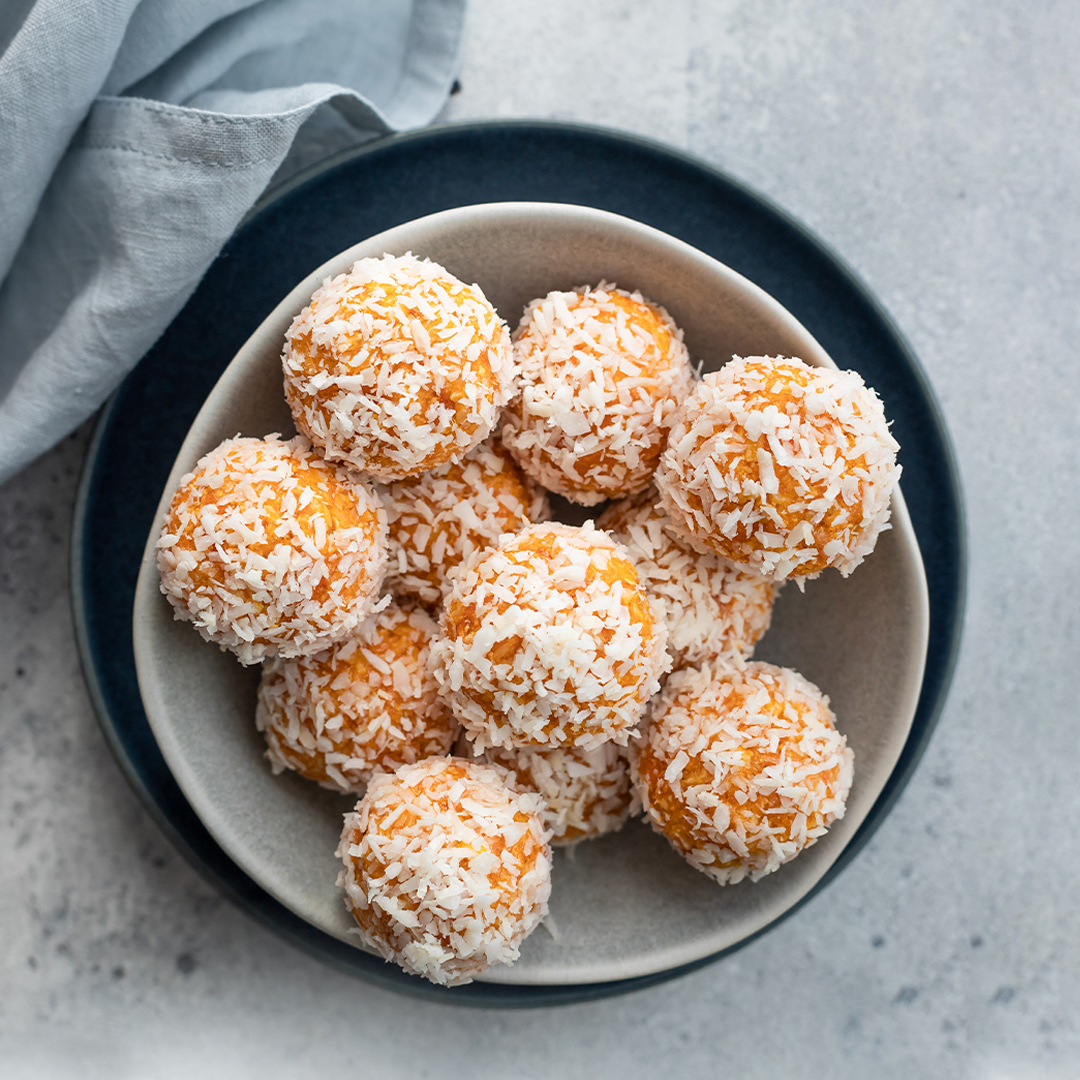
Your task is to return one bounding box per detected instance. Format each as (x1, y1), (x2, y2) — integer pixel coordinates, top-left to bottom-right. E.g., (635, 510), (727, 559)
(464, 738), (638, 846)
(380, 436), (550, 608)
(501, 283), (693, 505)
(282, 253), (515, 482)
(431, 522), (670, 752)
(656, 355), (901, 581)
(256, 602), (456, 793)
(634, 661), (854, 885)
(156, 435), (387, 665)
(597, 492), (777, 670)
(337, 757), (552, 986)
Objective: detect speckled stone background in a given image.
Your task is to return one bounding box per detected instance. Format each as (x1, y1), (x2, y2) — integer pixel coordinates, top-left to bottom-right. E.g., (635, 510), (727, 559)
(2, 2), (1078, 1077)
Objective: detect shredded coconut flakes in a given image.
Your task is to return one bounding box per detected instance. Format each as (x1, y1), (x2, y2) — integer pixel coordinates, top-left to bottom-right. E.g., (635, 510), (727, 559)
(502, 283), (694, 505)
(655, 356), (900, 581)
(633, 661), (854, 884)
(336, 757), (552, 986)
(430, 522), (671, 752)
(282, 253), (516, 482)
(463, 737), (639, 846)
(598, 490), (778, 670)
(379, 436), (550, 607)
(157, 434), (388, 664)
(256, 603), (457, 793)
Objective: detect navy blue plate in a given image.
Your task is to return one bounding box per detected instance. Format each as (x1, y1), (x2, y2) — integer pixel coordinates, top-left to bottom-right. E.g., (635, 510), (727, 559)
(72, 121), (965, 1007)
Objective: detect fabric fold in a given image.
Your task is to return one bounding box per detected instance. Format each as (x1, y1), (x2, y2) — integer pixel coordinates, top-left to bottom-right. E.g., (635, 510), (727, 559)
(0, 0), (465, 484)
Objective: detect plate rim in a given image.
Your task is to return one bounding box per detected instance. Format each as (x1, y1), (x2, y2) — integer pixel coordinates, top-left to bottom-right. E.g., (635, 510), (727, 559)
(71, 118), (967, 1007)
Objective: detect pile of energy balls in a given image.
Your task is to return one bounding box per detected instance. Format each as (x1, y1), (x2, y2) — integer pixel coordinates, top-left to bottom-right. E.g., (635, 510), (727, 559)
(156, 253), (900, 987)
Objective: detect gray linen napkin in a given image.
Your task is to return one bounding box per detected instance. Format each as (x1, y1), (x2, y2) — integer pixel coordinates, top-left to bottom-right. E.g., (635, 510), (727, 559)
(0, 0), (465, 484)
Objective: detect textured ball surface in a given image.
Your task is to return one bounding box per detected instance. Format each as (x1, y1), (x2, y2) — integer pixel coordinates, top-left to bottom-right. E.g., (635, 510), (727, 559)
(431, 522), (670, 752)
(380, 436), (550, 607)
(256, 603), (456, 793)
(466, 738), (638, 846)
(156, 435), (387, 665)
(656, 355), (900, 580)
(634, 661), (854, 884)
(598, 491), (777, 670)
(502, 283), (693, 505)
(283, 253), (515, 481)
(336, 757), (552, 986)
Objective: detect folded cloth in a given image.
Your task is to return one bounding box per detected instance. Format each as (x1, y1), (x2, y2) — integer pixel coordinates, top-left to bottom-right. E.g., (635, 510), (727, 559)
(0, 0), (465, 484)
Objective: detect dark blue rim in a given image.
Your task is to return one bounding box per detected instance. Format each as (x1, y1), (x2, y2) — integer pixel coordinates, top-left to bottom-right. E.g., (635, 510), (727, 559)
(71, 119), (966, 1008)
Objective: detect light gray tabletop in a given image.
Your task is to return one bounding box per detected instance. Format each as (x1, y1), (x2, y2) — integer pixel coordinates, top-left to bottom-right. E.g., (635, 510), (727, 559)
(2, 2), (1077, 1077)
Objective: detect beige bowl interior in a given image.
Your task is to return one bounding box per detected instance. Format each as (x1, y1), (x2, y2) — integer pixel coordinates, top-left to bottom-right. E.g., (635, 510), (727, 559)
(133, 202), (929, 986)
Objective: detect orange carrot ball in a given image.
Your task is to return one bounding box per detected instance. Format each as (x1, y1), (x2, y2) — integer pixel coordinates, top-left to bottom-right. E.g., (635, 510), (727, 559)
(431, 522), (670, 752)
(256, 602), (456, 793)
(502, 283), (693, 505)
(283, 254), (515, 482)
(634, 661), (854, 885)
(156, 435), (387, 665)
(380, 436), (549, 608)
(656, 355), (900, 581)
(336, 757), (552, 986)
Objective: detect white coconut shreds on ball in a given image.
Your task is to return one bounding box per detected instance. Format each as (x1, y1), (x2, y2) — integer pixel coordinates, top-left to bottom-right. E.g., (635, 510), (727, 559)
(379, 435), (550, 608)
(282, 253), (515, 482)
(501, 282), (694, 506)
(467, 739), (639, 846)
(430, 522), (670, 752)
(633, 661), (854, 885)
(336, 757), (552, 986)
(597, 491), (778, 671)
(156, 435), (388, 665)
(256, 603), (457, 793)
(655, 355), (901, 582)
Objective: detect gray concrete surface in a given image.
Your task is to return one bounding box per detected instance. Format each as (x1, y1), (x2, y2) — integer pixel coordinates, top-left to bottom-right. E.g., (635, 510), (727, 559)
(2, 2), (1078, 1076)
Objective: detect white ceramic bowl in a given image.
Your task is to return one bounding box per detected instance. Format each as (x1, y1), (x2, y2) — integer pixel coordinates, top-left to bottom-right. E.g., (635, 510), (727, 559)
(132, 202), (929, 986)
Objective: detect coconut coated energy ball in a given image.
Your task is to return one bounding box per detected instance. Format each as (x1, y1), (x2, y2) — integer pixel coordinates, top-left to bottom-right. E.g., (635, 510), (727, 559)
(634, 661), (854, 884)
(597, 492), (777, 670)
(466, 738), (638, 846)
(380, 436), (550, 607)
(502, 283), (693, 505)
(656, 356), (900, 581)
(283, 253), (515, 482)
(156, 435), (387, 665)
(256, 603), (456, 793)
(431, 522), (670, 752)
(337, 757), (552, 986)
